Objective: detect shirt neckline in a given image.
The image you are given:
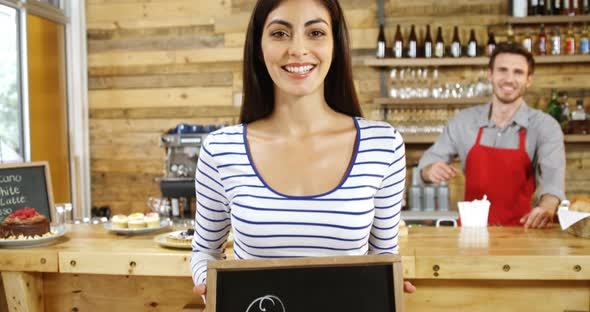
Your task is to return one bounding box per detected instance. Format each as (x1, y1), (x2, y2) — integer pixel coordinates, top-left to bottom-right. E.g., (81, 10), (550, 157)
(243, 116), (360, 199)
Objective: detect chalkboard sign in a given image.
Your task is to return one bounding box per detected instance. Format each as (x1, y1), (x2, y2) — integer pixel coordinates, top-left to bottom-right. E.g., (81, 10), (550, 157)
(206, 255), (404, 312)
(0, 162), (54, 223)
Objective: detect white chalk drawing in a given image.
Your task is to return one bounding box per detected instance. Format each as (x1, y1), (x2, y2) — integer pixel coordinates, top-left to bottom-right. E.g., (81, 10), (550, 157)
(245, 295), (286, 312)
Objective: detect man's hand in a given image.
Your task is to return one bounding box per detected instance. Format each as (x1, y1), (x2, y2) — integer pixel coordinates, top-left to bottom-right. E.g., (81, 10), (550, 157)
(520, 206), (554, 229)
(404, 281), (416, 294)
(520, 195), (560, 229)
(421, 161), (459, 184)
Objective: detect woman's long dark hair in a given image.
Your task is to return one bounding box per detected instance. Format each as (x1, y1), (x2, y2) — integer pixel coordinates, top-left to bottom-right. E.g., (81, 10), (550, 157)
(240, 0), (362, 123)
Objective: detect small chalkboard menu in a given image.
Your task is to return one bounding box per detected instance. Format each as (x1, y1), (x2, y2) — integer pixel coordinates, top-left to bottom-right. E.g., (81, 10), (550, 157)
(206, 254), (404, 312)
(0, 162), (54, 223)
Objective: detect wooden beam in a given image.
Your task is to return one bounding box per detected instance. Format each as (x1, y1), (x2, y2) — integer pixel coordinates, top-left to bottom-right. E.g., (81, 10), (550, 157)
(1, 272), (44, 312)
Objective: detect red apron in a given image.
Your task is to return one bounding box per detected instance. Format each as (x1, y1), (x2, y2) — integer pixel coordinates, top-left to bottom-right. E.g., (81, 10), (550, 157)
(463, 127), (535, 226)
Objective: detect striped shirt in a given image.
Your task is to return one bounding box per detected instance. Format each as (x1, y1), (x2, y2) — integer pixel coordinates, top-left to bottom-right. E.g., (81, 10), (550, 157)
(190, 117), (406, 286)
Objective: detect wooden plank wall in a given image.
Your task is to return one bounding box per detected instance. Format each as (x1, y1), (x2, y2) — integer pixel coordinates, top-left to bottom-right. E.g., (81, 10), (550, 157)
(87, 0), (590, 216)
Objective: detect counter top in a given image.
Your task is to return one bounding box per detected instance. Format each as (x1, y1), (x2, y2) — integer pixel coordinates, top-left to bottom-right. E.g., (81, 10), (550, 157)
(1, 225), (588, 280)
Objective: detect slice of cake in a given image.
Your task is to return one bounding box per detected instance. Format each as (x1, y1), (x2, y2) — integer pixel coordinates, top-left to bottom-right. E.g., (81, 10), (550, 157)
(110, 214), (128, 229)
(127, 212), (146, 228)
(0, 208), (50, 239)
(166, 229), (194, 245)
(144, 212), (160, 228)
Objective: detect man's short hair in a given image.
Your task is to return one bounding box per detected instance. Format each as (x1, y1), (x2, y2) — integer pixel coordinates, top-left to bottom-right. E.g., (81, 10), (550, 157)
(489, 41), (535, 75)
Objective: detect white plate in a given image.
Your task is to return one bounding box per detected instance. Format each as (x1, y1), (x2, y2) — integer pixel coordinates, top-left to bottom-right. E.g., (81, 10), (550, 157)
(0, 226), (66, 248)
(104, 220), (169, 235)
(154, 230), (234, 250)
(154, 231), (192, 249)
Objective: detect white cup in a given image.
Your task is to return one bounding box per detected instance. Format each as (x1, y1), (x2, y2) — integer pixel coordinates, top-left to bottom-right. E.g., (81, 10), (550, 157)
(458, 196), (490, 227)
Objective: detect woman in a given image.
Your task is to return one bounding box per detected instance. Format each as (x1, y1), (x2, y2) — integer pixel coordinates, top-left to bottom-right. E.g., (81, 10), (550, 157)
(191, 0), (415, 296)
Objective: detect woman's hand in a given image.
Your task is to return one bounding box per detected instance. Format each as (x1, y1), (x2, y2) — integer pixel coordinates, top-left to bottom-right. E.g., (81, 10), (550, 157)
(404, 281), (416, 293)
(193, 284), (207, 296)
(194, 281), (414, 296)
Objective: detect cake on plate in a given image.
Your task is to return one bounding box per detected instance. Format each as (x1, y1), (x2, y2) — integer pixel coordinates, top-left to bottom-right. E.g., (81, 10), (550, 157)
(127, 212), (146, 228)
(144, 212), (160, 228)
(111, 214), (128, 228)
(166, 229), (194, 245)
(0, 208), (50, 239)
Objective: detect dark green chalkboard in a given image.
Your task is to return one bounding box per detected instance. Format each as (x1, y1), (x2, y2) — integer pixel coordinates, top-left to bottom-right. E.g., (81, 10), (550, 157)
(207, 255), (404, 312)
(0, 162), (54, 222)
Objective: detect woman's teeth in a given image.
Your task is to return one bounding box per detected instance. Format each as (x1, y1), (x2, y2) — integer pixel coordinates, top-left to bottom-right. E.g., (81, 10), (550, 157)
(284, 65), (315, 74)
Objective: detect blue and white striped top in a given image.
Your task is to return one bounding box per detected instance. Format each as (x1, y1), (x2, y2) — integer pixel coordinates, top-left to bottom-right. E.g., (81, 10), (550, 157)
(190, 117), (406, 286)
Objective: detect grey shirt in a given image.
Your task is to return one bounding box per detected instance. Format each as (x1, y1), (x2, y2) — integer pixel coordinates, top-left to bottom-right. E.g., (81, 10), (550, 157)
(418, 102), (566, 201)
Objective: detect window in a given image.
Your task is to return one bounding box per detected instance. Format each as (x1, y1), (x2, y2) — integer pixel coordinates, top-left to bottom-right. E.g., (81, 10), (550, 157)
(0, 4), (23, 162)
(35, 0), (60, 8)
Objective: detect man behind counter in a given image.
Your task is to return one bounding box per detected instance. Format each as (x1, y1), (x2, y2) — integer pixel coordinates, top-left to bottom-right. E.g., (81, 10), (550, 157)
(419, 42), (565, 229)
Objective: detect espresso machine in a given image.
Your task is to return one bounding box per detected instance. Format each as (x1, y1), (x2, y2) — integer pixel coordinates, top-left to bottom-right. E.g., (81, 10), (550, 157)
(156, 124), (221, 221)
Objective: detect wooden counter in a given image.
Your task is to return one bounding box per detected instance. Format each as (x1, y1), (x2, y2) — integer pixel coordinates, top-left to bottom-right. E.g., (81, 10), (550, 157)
(1, 225), (589, 312)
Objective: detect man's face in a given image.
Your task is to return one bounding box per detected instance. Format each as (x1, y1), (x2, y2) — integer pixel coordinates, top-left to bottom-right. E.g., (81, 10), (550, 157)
(488, 53), (533, 106)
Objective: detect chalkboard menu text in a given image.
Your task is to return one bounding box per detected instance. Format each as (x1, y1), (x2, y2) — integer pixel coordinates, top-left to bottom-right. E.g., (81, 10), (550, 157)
(0, 162), (54, 222)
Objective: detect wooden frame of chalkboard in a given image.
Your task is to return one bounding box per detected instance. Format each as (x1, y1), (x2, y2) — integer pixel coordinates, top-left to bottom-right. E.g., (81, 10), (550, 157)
(0, 161), (55, 223)
(206, 254), (404, 312)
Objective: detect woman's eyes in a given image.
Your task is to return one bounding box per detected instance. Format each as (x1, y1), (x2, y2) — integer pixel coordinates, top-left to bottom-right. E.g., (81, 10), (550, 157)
(271, 30), (289, 38)
(309, 30), (325, 38)
(269, 30), (326, 39)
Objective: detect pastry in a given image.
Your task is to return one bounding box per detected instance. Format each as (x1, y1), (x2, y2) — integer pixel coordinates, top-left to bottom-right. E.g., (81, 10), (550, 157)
(127, 213), (146, 228)
(571, 197), (590, 213)
(0, 208), (50, 239)
(144, 212), (160, 228)
(110, 214), (128, 228)
(166, 229), (194, 245)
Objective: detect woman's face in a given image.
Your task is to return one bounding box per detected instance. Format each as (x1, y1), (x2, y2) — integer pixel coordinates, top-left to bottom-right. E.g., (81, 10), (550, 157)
(261, 0), (333, 97)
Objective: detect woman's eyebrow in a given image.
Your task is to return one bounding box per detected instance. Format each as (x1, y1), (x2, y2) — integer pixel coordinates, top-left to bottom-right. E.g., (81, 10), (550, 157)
(304, 18), (329, 27)
(266, 18), (329, 29)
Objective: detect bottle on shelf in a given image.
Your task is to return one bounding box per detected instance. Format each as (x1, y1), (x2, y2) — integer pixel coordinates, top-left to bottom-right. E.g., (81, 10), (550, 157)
(563, 0), (572, 15)
(408, 24), (418, 58)
(451, 25), (461, 58)
(572, 0), (580, 15)
(523, 28), (533, 53)
(537, 24), (548, 55)
(424, 24), (433, 58)
(487, 31), (497, 56)
(552, 0), (562, 15)
(572, 99), (587, 120)
(546, 89), (563, 122)
(550, 26), (561, 55)
(409, 165), (423, 212)
(565, 23), (576, 55)
(581, 24), (589, 54)
(559, 91), (571, 129)
(545, 0), (553, 14)
(436, 182), (449, 212)
(584, 0), (590, 14)
(393, 24), (404, 58)
(539, 0), (547, 14)
(530, 0), (541, 15)
(423, 184), (436, 212)
(376, 23), (386, 59)
(435, 26), (445, 58)
(467, 29), (478, 57)
(507, 24), (515, 43)
(513, 0), (528, 16)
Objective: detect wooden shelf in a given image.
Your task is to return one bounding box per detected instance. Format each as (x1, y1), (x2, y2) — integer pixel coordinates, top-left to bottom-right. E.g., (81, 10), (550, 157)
(361, 54), (590, 67)
(402, 133), (440, 144)
(506, 15), (590, 25)
(374, 97), (488, 106)
(564, 134), (590, 143)
(402, 133), (590, 144)
(401, 210), (459, 221)
(363, 56), (488, 67)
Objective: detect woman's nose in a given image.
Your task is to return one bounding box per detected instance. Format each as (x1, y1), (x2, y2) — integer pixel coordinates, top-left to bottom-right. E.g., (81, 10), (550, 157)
(288, 35), (308, 57)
